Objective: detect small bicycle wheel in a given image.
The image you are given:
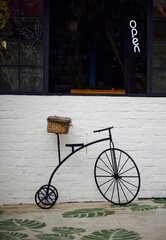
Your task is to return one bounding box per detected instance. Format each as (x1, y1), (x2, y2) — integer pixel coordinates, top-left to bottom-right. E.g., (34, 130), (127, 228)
(35, 184), (58, 209)
(94, 148), (140, 205)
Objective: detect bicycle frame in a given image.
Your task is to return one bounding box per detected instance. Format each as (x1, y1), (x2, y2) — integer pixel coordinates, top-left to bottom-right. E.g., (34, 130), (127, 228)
(35, 126), (141, 208)
(47, 134), (111, 187)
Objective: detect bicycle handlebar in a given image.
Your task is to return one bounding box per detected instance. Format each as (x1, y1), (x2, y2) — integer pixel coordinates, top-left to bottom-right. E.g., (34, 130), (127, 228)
(93, 126), (114, 133)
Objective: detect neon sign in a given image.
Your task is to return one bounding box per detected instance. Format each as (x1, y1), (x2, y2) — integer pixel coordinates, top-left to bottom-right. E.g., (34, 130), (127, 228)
(129, 20), (140, 53)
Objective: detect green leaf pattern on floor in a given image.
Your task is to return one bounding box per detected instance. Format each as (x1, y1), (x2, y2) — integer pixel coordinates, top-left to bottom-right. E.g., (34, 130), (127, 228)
(52, 227), (86, 235)
(0, 231), (29, 240)
(152, 198), (166, 209)
(62, 208), (115, 218)
(111, 202), (162, 211)
(152, 198), (166, 204)
(36, 233), (75, 240)
(81, 228), (141, 240)
(36, 227), (86, 240)
(0, 219), (46, 231)
(0, 219), (141, 240)
(130, 204), (158, 211)
(0, 201), (165, 240)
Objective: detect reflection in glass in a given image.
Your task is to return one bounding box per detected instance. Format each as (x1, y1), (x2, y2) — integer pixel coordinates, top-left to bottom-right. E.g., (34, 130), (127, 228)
(20, 67), (43, 92)
(20, 42), (43, 65)
(49, 0), (147, 94)
(153, 0), (166, 16)
(22, 0), (44, 16)
(8, 0), (44, 16)
(7, 0), (20, 16)
(152, 1), (166, 94)
(0, 67), (19, 91)
(152, 44), (166, 68)
(153, 22), (166, 42)
(0, 0), (44, 93)
(20, 18), (43, 41)
(152, 45), (166, 93)
(0, 19), (19, 42)
(152, 68), (166, 93)
(0, 42), (19, 65)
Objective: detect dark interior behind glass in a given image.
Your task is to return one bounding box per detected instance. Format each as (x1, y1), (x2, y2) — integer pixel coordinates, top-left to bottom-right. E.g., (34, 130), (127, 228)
(49, 0), (147, 94)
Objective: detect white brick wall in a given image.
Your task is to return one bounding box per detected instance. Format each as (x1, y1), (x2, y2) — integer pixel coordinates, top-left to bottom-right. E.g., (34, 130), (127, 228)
(0, 95), (166, 205)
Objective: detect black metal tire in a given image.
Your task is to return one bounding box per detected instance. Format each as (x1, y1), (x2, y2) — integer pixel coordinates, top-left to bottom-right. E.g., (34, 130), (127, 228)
(94, 148), (140, 205)
(35, 184), (58, 209)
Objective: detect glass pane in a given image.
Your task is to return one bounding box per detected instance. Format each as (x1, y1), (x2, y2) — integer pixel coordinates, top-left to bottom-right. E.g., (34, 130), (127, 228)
(0, 0), (10, 31)
(153, 21), (166, 42)
(20, 42), (43, 65)
(0, 42), (19, 65)
(49, 0), (147, 94)
(0, 1), (44, 94)
(152, 44), (166, 93)
(152, 44), (166, 68)
(152, 68), (166, 93)
(0, 19), (20, 42)
(20, 18), (43, 41)
(22, 0), (44, 16)
(153, 0), (166, 17)
(0, 67), (19, 91)
(7, 0), (20, 16)
(20, 67), (43, 91)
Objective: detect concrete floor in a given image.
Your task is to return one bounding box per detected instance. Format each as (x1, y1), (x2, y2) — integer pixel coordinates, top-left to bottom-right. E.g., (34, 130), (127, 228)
(0, 199), (166, 240)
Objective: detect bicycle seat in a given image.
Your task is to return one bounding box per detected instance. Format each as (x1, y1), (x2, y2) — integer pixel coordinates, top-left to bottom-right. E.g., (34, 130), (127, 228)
(66, 143), (84, 153)
(93, 126), (114, 133)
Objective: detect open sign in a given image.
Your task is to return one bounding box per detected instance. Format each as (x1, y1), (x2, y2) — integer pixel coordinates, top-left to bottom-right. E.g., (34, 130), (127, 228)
(129, 20), (140, 53)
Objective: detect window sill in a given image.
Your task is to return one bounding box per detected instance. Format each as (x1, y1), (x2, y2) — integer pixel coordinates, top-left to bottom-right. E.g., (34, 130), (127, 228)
(71, 89), (126, 95)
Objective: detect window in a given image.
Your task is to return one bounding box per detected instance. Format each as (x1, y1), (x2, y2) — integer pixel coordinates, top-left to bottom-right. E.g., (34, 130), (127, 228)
(49, 0), (147, 94)
(152, 0), (166, 93)
(0, 0), (166, 95)
(0, 0), (44, 93)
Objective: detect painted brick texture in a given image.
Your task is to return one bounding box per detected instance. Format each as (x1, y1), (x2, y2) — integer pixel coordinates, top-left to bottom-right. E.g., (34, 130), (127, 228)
(0, 95), (166, 205)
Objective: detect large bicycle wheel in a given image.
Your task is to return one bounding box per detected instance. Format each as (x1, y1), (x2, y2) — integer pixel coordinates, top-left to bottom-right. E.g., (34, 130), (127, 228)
(94, 148), (140, 205)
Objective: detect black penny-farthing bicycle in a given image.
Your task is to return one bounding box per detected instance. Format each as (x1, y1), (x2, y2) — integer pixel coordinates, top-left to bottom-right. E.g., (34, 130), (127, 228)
(35, 126), (141, 209)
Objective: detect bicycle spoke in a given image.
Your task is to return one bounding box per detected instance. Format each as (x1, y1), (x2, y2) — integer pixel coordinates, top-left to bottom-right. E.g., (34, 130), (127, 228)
(39, 191), (51, 204)
(47, 194), (55, 203)
(116, 181), (120, 204)
(96, 165), (113, 175)
(35, 185), (58, 209)
(94, 148), (140, 205)
(118, 157), (129, 174)
(40, 188), (55, 204)
(109, 149), (117, 172)
(122, 175), (139, 178)
(104, 178), (115, 195)
(39, 191), (45, 199)
(120, 178), (139, 189)
(98, 177), (114, 188)
(39, 190), (47, 202)
(119, 179), (135, 196)
(111, 180), (116, 202)
(96, 175), (113, 177)
(117, 151), (122, 172)
(105, 151), (114, 172)
(100, 156), (114, 174)
(119, 166), (136, 175)
(119, 181), (128, 202)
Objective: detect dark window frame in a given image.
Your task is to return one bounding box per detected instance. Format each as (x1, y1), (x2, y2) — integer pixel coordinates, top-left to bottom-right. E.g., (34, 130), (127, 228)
(0, 0), (166, 96)
(0, 0), (45, 94)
